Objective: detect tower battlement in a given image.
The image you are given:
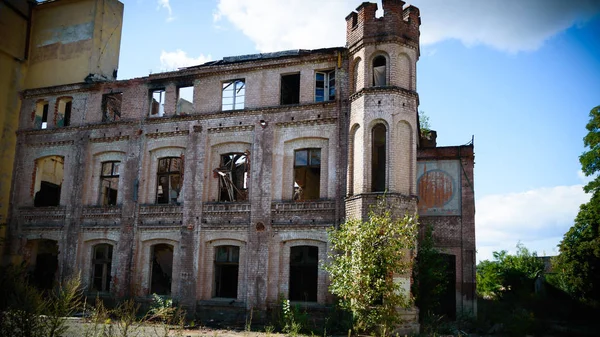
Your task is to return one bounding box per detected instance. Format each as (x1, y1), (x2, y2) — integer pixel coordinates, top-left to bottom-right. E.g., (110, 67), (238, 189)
(346, 0), (420, 52)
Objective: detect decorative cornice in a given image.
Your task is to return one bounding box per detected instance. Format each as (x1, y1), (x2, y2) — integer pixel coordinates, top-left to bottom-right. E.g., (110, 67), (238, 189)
(207, 125), (255, 134)
(26, 140), (74, 148)
(89, 135), (130, 143)
(145, 130), (190, 139)
(275, 117), (337, 128)
(350, 86), (418, 102)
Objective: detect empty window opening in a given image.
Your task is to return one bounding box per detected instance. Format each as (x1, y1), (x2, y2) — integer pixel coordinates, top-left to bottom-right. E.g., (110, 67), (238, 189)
(150, 244), (173, 295)
(289, 246), (318, 302)
(92, 244), (113, 292)
(100, 161), (120, 206)
(156, 157), (182, 204)
(439, 254), (457, 319)
(373, 56), (387, 86)
(34, 156), (64, 207)
(150, 89), (166, 117)
(25, 239), (59, 290)
(222, 79), (245, 111)
(315, 70), (335, 102)
(281, 73), (300, 105)
(214, 245), (239, 298)
(177, 86), (194, 114)
(35, 101), (49, 129)
(102, 93), (122, 122)
(57, 98), (72, 127)
(294, 149), (321, 201)
(372, 124), (386, 192)
(215, 152), (249, 202)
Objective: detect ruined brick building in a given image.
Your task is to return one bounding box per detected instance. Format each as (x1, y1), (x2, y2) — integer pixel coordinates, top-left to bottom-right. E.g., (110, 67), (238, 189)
(4, 0), (475, 324)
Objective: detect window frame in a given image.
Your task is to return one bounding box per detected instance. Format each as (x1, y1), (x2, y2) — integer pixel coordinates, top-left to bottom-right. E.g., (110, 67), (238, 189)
(213, 245), (240, 299)
(156, 157), (183, 204)
(293, 148), (322, 201)
(222, 79), (246, 111)
(372, 55), (387, 87)
(100, 161), (120, 206)
(217, 152), (249, 202)
(149, 88), (166, 117)
(101, 92), (123, 122)
(280, 73), (301, 105)
(315, 70), (335, 102)
(91, 243), (113, 293)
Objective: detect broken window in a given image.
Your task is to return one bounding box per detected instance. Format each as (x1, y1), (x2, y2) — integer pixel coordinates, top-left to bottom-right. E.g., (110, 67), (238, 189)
(373, 56), (387, 86)
(33, 156), (64, 207)
(92, 244), (113, 292)
(100, 161), (120, 206)
(150, 89), (166, 117)
(102, 93), (122, 122)
(177, 86), (194, 114)
(215, 152), (249, 202)
(315, 70), (335, 102)
(214, 245), (239, 298)
(222, 79), (245, 111)
(281, 73), (300, 105)
(156, 157), (182, 204)
(150, 244), (173, 295)
(35, 101), (49, 129)
(289, 246), (318, 302)
(372, 124), (386, 192)
(57, 98), (72, 127)
(25, 239), (59, 290)
(293, 148), (321, 201)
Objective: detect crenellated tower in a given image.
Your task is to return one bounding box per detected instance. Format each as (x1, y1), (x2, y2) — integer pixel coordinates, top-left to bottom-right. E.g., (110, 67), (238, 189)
(345, 0), (420, 217)
(345, 0), (421, 330)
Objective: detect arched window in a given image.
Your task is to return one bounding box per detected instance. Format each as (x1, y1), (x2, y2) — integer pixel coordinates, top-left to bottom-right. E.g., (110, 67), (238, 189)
(289, 246), (318, 302)
(100, 161), (120, 206)
(214, 245), (240, 298)
(294, 148), (321, 201)
(156, 157), (182, 204)
(151, 244), (173, 295)
(372, 55), (387, 86)
(92, 244), (113, 292)
(372, 124), (386, 192)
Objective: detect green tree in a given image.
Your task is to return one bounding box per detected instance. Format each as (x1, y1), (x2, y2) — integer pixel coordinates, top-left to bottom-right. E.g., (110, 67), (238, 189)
(551, 105), (600, 307)
(324, 199), (418, 334)
(476, 243), (544, 299)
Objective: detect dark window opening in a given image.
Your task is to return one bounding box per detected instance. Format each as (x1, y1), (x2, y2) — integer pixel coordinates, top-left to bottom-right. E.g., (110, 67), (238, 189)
(150, 89), (166, 117)
(222, 79), (245, 111)
(440, 254), (457, 319)
(373, 56), (387, 86)
(215, 152), (249, 202)
(315, 70), (335, 102)
(294, 148), (321, 201)
(41, 103), (49, 129)
(63, 101), (72, 126)
(281, 73), (300, 105)
(102, 93), (122, 122)
(156, 157), (182, 204)
(34, 156), (64, 207)
(26, 239), (58, 291)
(177, 86), (194, 114)
(100, 161), (120, 206)
(150, 244), (173, 295)
(92, 244), (113, 292)
(214, 245), (239, 298)
(372, 124), (386, 192)
(289, 246), (318, 302)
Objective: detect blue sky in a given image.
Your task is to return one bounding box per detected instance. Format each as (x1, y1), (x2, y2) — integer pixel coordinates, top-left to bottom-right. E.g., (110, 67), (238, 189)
(116, 0), (600, 262)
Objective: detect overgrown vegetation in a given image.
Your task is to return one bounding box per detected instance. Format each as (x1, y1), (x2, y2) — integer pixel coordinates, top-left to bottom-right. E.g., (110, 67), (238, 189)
(550, 106), (600, 308)
(324, 198), (418, 334)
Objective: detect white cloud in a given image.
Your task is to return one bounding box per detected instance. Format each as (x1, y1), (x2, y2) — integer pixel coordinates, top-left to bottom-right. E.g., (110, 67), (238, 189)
(476, 184), (590, 262)
(413, 0), (600, 53)
(157, 0), (175, 22)
(214, 0), (600, 53)
(159, 50), (212, 71)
